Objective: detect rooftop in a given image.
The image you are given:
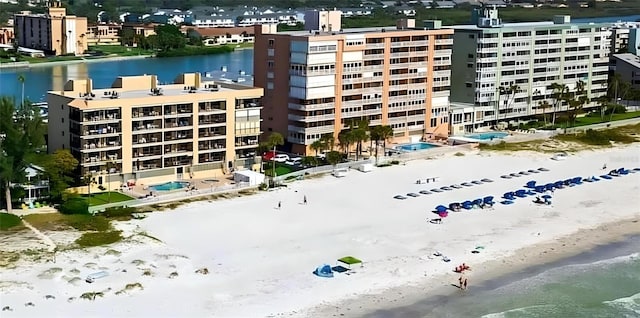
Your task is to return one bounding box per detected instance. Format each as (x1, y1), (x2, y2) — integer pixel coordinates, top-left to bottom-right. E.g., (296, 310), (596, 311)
(613, 53), (640, 68)
(280, 25), (451, 37)
(449, 20), (610, 30)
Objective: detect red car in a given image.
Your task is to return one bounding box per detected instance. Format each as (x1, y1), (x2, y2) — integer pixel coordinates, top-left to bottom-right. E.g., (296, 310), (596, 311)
(262, 151), (276, 161)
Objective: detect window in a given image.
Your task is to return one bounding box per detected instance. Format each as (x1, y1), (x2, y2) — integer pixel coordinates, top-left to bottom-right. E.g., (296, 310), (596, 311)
(61, 131), (64, 136)
(267, 60), (274, 69)
(61, 117), (64, 123)
(468, 54), (474, 59)
(268, 39), (274, 48)
(267, 82), (274, 90)
(465, 82), (472, 88)
(467, 62), (473, 68)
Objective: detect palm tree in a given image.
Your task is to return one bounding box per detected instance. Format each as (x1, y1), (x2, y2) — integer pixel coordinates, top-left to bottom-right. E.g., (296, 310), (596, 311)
(379, 125), (394, 154)
(595, 95), (610, 121)
(320, 133), (335, 152)
(310, 139), (324, 157)
(370, 126), (381, 163)
(538, 101), (552, 125)
(504, 84), (520, 118)
(338, 130), (354, 158)
(550, 82), (569, 126)
(17, 74), (25, 107)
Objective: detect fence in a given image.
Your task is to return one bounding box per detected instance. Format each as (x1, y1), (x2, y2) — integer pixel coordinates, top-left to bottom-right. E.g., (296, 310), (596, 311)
(562, 117), (640, 134)
(88, 181), (255, 213)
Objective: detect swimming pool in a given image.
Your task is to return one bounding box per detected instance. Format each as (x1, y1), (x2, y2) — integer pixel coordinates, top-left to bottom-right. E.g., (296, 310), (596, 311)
(395, 142), (439, 152)
(464, 132), (509, 140)
(149, 181), (190, 191)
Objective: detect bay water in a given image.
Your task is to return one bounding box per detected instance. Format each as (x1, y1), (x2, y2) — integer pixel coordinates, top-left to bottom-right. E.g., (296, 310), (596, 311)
(0, 49), (253, 103)
(365, 235), (640, 318)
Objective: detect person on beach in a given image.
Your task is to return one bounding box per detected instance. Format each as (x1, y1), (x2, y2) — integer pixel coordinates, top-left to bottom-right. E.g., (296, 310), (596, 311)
(458, 276), (464, 288)
(602, 163), (607, 170)
(277, 201), (281, 210)
(463, 278), (468, 290)
(303, 195), (307, 205)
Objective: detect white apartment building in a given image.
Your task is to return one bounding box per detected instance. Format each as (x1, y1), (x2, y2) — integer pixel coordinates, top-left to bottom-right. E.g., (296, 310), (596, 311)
(449, 7), (611, 133)
(192, 15), (236, 28)
(608, 22), (640, 55)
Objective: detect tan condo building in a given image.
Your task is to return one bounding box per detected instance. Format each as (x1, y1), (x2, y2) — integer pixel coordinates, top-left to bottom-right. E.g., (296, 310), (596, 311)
(254, 11), (453, 154)
(47, 73), (263, 188)
(13, 1), (88, 56)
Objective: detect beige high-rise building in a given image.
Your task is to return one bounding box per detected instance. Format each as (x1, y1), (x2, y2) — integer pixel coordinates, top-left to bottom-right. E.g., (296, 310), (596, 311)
(14, 1), (88, 56)
(47, 73), (263, 188)
(254, 11), (453, 154)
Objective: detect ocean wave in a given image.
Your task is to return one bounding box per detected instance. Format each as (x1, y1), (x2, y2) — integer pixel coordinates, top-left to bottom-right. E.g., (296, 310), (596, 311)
(481, 304), (555, 318)
(603, 292), (640, 316)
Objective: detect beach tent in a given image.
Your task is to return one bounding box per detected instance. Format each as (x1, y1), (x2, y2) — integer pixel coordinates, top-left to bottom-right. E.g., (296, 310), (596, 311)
(515, 190), (527, 198)
(572, 177), (583, 184)
(526, 181), (537, 188)
(483, 196), (494, 205)
(338, 256), (363, 269)
(554, 181), (564, 188)
(436, 205), (448, 212)
(503, 192), (515, 200)
(472, 198), (483, 206)
(462, 201), (473, 210)
(313, 264), (334, 278)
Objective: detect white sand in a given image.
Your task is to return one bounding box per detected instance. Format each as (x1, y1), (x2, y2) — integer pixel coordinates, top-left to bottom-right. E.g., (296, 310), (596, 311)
(1, 145), (639, 317)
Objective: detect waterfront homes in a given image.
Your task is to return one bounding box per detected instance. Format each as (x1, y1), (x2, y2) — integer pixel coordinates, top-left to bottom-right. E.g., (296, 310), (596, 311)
(254, 11), (453, 154)
(13, 1), (88, 56)
(86, 23), (122, 46)
(47, 73), (263, 189)
(448, 7), (610, 134)
(185, 27), (255, 46)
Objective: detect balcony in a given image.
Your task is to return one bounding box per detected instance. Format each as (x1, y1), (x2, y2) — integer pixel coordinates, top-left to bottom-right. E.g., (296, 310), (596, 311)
(235, 137), (259, 149)
(133, 133), (162, 146)
(164, 105), (193, 117)
(199, 101), (226, 114)
(133, 159), (162, 171)
(389, 51), (411, 58)
(199, 153), (224, 163)
(199, 128), (226, 140)
(82, 153), (122, 166)
(164, 132), (193, 143)
(133, 120), (162, 133)
(435, 39), (453, 45)
(82, 110), (120, 123)
(132, 108), (161, 119)
(164, 119), (193, 130)
(133, 147), (162, 159)
(81, 139), (121, 152)
(365, 42), (385, 49)
(363, 53), (384, 60)
(199, 114), (226, 126)
(236, 98), (261, 109)
(199, 141), (226, 152)
(164, 156), (192, 168)
(288, 124), (333, 135)
(81, 125), (120, 138)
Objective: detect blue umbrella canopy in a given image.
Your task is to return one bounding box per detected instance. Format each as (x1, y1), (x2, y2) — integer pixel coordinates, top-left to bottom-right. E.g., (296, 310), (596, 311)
(483, 196), (494, 203)
(526, 181), (537, 188)
(436, 205), (448, 212)
(542, 194), (552, 199)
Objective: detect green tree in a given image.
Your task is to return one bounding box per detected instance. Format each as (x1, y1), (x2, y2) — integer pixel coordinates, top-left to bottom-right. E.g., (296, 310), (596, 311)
(338, 129), (355, 158)
(155, 24), (186, 51)
(41, 149), (78, 202)
(310, 139), (324, 157)
(326, 151), (342, 168)
(550, 82), (569, 126)
(567, 80), (589, 128)
(537, 100), (552, 125)
(0, 98), (46, 213)
(262, 132), (284, 182)
(378, 125), (394, 152)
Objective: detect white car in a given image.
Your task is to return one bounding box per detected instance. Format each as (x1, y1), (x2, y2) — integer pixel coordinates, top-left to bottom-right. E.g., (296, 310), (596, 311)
(285, 157), (302, 166)
(551, 152), (568, 161)
(272, 154), (290, 163)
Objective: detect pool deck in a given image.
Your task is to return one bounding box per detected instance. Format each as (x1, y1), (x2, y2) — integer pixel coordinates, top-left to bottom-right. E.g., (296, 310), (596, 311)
(126, 176), (237, 199)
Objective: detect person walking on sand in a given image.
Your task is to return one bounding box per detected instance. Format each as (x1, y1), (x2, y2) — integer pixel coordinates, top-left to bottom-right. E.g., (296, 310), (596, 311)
(602, 163), (607, 170)
(463, 278), (468, 290)
(458, 276), (464, 288)
(277, 201), (282, 210)
(303, 195), (307, 205)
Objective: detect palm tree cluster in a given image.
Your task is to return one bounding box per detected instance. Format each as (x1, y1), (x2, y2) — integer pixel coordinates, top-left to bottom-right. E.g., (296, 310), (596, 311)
(309, 121), (394, 162)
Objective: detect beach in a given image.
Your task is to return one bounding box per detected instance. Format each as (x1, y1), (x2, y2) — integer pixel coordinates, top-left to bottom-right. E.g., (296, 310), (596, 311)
(0, 145), (639, 317)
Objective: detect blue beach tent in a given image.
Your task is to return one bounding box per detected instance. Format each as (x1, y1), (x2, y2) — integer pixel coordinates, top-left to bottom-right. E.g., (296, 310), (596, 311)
(503, 192), (515, 200)
(572, 177), (583, 184)
(436, 205), (448, 212)
(314, 264), (334, 278)
(462, 201), (473, 209)
(473, 199), (483, 206)
(515, 190), (527, 198)
(535, 185), (545, 193)
(526, 181), (537, 188)
(483, 196), (495, 205)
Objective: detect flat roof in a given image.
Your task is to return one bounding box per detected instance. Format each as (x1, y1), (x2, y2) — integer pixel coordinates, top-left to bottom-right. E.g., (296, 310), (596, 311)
(450, 20), (609, 30)
(280, 25), (451, 37)
(613, 53), (640, 68)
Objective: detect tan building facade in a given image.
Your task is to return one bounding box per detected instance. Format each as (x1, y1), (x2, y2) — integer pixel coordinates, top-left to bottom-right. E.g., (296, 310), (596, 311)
(254, 12), (453, 154)
(13, 1), (88, 56)
(87, 24), (122, 46)
(47, 73), (263, 188)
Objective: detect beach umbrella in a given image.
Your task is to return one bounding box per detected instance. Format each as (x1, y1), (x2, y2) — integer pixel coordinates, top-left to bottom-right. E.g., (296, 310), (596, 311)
(535, 185), (545, 193)
(545, 183), (554, 190)
(542, 194), (552, 199)
(472, 199), (483, 206)
(436, 205), (448, 212)
(526, 181), (536, 188)
(483, 196), (494, 203)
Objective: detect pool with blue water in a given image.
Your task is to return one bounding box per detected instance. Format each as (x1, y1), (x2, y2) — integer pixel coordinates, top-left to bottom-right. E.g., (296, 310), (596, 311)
(149, 181), (190, 191)
(464, 132), (509, 140)
(395, 142), (439, 152)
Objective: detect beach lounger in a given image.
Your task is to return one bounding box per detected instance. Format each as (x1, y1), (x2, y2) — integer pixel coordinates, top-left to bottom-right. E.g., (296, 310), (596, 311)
(407, 193), (420, 197)
(471, 180), (482, 185)
(481, 178), (494, 183)
(461, 182), (473, 187)
(528, 169), (540, 174)
(431, 188), (443, 193)
(451, 184), (463, 189)
(519, 171), (530, 175)
(440, 186), (453, 191)
(600, 175), (612, 180)
(501, 175), (512, 179)
(509, 173), (521, 177)
(394, 195), (408, 200)
(538, 167), (550, 172)
(419, 190), (432, 195)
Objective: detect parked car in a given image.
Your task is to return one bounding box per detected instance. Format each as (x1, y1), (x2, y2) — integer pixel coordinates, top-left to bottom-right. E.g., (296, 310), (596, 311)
(262, 151), (276, 161)
(273, 154), (290, 163)
(285, 157), (302, 166)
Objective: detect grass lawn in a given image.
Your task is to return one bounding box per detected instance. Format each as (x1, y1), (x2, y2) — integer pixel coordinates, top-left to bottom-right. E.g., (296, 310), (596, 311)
(84, 192), (134, 206)
(89, 45), (153, 56)
(264, 163), (294, 176)
(23, 213), (111, 232)
(76, 231), (122, 247)
(573, 111), (640, 127)
(0, 213), (22, 231)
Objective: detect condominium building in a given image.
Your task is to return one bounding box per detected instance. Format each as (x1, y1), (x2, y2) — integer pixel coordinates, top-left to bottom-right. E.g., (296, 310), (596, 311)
(14, 1), (88, 56)
(611, 53), (640, 89)
(449, 7), (610, 134)
(254, 11), (454, 154)
(608, 22), (640, 55)
(47, 73), (263, 188)
(86, 24), (122, 46)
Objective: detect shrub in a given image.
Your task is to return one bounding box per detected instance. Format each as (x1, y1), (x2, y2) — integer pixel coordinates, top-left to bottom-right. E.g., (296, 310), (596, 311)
(0, 213), (22, 230)
(58, 197), (89, 215)
(258, 183), (268, 191)
(75, 231), (122, 247)
(606, 105), (626, 115)
(101, 206), (136, 219)
(390, 160), (400, 165)
(64, 215), (111, 231)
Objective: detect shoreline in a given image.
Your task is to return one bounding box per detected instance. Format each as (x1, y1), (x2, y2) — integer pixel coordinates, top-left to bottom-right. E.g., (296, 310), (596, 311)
(0, 145), (638, 317)
(322, 217), (640, 318)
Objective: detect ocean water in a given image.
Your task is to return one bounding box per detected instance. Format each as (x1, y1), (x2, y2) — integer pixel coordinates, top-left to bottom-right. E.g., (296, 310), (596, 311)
(365, 235), (640, 318)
